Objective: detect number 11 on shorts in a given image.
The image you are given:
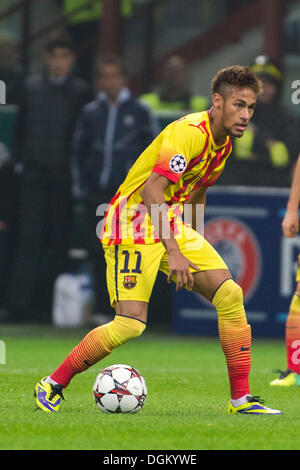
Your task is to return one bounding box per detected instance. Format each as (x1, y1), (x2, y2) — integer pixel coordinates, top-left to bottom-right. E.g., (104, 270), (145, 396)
(120, 250), (142, 274)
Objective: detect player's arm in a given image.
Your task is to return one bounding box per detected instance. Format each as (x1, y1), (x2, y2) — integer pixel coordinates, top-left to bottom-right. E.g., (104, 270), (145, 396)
(282, 154), (300, 238)
(185, 186), (207, 231)
(141, 172), (200, 291)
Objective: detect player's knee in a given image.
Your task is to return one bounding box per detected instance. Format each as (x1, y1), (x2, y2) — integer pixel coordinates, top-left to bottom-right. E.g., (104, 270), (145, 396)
(212, 279), (243, 309)
(212, 279), (246, 324)
(117, 315), (146, 341)
(104, 315), (146, 348)
(290, 293), (300, 312)
(225, 281), (244, 309)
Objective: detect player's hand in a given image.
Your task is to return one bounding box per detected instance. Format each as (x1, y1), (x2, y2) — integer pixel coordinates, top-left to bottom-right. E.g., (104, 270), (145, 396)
(167, 251), (200, 291)
(282, 210), (299, 238)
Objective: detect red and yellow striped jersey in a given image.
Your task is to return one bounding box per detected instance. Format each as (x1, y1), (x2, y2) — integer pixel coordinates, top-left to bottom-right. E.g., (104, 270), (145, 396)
(100, 110), (232, 245)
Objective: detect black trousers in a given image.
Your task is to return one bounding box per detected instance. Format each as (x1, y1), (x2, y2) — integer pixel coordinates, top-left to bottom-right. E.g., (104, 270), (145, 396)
(8, 167), (72, 322)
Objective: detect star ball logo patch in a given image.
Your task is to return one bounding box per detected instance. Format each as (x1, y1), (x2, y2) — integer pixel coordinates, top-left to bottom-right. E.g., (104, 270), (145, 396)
(123, 275), (137, 289)
(169, 154), (187, 174)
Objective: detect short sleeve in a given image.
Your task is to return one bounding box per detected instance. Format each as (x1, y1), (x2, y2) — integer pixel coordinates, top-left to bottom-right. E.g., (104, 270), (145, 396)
(152, 119), (206, 183)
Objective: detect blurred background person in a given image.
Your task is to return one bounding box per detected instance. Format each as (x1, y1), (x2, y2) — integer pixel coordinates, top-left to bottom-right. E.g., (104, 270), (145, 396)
(222, 55), (297, 187)
(72, 54), (159, 323)
(7, 31), (91, 323)
(140, 55), (209, 115)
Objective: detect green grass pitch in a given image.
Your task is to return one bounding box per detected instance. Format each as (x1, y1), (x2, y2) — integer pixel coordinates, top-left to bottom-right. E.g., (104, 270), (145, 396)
(0, 324), (300, 450)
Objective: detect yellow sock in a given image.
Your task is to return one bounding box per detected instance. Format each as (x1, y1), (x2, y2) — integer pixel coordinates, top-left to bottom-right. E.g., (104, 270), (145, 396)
(50, 315), (146, 387)
(212, 279), (251, 399)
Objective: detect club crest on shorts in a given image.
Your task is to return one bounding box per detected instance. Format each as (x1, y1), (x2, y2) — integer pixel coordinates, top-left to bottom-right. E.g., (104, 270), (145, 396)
(123, 275), (137, 289)
(169, 154), (187, 174)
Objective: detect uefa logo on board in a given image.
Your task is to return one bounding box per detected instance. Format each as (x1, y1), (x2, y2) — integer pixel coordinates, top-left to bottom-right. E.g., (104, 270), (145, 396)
(205, 217), (262, 301)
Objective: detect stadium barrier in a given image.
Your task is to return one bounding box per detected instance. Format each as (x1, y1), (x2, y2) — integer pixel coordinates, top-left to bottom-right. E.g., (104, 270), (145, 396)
(0, 80), (6, 105)
(0, 340), (6, 364)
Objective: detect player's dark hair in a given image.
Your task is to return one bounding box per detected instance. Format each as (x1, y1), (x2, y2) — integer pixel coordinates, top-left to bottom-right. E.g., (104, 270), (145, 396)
(45, 31), (74, 54)
(211, 65), (262, 98)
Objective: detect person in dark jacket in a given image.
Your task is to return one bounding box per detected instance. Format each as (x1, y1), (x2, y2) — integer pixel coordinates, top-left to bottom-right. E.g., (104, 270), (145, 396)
(8, 31), (91, 322)
(72, 55), (159, 321)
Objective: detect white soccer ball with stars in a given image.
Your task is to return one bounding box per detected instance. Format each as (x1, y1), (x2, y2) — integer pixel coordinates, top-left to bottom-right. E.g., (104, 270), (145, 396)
(169, 154), (187, 174)
(93, 364), (147, 413)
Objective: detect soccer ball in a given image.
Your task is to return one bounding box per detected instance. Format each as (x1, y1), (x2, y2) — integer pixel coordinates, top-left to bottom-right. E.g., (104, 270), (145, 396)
(93, 364), (147, 413)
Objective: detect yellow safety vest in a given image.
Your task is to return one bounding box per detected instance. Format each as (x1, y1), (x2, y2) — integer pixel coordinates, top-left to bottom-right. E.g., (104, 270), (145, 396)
(234, 126), (290, 167)
(63, 0), (133, 24)
(140, 92), (209, 113)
